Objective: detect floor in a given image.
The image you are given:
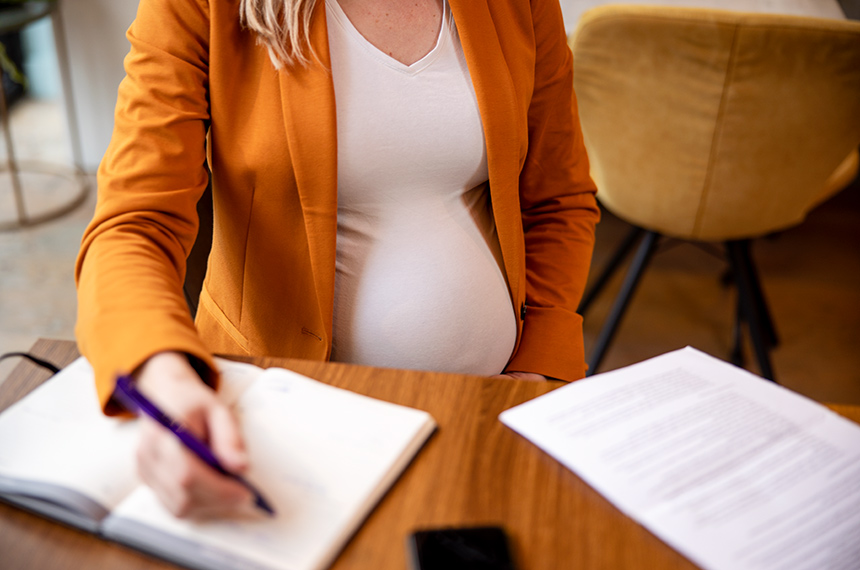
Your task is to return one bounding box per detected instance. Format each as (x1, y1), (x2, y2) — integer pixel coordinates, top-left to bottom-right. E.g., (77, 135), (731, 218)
(582, 180), (860, 405)
(1, 97), (859, 405)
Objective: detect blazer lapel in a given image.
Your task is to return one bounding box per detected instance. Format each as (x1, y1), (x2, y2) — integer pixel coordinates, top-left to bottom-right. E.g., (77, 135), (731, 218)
(278, 1), (338, 346)
(449, 0), (524, 311)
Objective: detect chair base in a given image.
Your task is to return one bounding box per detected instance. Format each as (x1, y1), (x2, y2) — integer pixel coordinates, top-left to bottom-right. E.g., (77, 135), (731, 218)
(585, 230), (659, 375)
(0, 160), (90, 232)
(581, 229), (778, 382)
(725, 240), (777, 381)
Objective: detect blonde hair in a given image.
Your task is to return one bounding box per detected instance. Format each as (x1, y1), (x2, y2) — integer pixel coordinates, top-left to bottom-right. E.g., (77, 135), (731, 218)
(239, 0), (319, 68)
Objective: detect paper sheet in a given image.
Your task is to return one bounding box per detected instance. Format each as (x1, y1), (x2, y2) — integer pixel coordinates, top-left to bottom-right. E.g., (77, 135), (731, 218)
(500, 347), (860, 570)
(0, 357), (139, 512)
(0, 356), (266, 514)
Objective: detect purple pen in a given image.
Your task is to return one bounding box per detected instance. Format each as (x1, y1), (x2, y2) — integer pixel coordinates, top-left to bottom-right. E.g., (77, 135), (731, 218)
(113, 374), (275, 516)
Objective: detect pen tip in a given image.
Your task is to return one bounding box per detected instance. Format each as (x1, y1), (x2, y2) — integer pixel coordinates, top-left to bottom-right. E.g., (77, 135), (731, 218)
(257, 497), (276, 516)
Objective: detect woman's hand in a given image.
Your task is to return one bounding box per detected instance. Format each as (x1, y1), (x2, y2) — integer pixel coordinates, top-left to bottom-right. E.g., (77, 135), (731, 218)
(491, 371), (548, 382)
(132, 352), (253, 518)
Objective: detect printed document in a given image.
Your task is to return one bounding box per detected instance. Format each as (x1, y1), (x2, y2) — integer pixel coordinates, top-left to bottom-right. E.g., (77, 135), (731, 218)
(500, 347), (860, 570)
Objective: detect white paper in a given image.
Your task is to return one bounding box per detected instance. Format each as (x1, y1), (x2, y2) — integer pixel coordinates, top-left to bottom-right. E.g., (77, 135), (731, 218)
(0, 357), (139, 512)
(0, 356), (262, 513)
(500, 347), (860, 570)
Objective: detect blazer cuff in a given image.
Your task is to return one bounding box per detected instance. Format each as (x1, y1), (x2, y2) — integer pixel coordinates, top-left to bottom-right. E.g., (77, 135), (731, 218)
(78, 313), (218, 415)
(505, 306), (587, 382)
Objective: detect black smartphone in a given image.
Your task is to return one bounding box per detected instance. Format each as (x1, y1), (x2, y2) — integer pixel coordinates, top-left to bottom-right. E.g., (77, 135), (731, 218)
(407, 526), (517, 570)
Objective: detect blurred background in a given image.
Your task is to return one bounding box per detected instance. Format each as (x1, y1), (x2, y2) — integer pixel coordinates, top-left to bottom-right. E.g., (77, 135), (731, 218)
(0, 0), (857, 404)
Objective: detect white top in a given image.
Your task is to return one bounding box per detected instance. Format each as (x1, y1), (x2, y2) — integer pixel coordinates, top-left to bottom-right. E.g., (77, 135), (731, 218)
(325, 0), (517, 375)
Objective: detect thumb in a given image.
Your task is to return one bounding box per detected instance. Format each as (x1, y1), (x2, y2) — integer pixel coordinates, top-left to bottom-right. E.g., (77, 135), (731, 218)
(206, 403), (249, 473)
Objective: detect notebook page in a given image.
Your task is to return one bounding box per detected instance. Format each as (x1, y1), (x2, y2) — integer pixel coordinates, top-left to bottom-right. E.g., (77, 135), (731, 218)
(106, 366), (435, 570)
(500, 347), (860, 570)
(0, 357), (138, 515)
(0, 356), (263, 522)
(213, 357), (267, 406)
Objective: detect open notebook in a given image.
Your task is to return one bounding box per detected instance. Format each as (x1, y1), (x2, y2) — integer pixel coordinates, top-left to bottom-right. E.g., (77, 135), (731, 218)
(0, 357), (436, 570)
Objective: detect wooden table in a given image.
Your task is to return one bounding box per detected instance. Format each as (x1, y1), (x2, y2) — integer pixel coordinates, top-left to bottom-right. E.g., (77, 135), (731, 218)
(2, 339), (859, 570)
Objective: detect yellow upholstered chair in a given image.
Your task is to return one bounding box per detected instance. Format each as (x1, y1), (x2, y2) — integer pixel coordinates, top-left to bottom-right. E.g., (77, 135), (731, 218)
(571, 6), (860, 380)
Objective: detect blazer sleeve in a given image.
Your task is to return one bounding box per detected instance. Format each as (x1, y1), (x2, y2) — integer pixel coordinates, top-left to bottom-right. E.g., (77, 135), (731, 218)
(75, 0), (218, 413)
(504, 0), (600, 381)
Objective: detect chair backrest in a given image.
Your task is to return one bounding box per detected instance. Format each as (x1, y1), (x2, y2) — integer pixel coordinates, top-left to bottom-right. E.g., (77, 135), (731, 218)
(570, 6), (860, 241)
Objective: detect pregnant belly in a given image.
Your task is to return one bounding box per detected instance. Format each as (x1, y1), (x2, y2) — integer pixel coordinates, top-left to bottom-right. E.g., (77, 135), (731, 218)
(331, 204), (517, 375)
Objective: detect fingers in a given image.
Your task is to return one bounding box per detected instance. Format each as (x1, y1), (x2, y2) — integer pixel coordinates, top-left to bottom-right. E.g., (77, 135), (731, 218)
(186, 460), (254, 519)
(207, 404), (249, 473)
(132, 352), (254, 518)
(138, 418), (253, 518)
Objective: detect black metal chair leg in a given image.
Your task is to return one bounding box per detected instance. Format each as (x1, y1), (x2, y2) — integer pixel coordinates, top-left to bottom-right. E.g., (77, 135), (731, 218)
(587, 231), (660, 376)
(730, 295), (744, 367)
(734, 241), (779, 348)
(579, 227), (644, 314)
(726, 240), (777, 382)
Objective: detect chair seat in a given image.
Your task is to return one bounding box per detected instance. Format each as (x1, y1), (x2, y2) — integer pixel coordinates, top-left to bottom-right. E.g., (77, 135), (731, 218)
(573, 6), (860, 242)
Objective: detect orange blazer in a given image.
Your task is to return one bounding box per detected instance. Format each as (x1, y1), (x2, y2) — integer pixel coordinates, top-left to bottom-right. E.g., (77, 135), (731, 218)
(76, 0), (599, 410)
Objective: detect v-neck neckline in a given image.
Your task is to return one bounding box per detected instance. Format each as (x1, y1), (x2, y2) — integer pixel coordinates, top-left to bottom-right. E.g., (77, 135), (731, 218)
(325, 0), (449, 75)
